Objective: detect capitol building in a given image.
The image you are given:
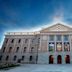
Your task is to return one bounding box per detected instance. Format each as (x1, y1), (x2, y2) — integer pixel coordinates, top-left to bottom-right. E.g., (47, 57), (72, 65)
(0, 23), (72, 64)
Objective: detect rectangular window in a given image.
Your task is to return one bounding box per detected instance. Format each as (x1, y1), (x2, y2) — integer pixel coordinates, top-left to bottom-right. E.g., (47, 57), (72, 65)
(49, 35), (54, 41)
(56, 35), (61, 41)
(56, 42), (62, 51)
(29, 56), (32, 61)
(64, 42), (70, 51)
(49, 42), (55, 51)
(64, 35), (69, 41)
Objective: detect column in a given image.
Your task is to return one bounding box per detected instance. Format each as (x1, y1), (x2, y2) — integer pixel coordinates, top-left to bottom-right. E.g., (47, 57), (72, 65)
(55, 35), (56, 51)
(62, 35), (64, 51)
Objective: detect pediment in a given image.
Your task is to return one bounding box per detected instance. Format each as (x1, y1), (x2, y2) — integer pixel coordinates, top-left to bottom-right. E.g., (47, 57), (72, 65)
(40, 23), (72, 32)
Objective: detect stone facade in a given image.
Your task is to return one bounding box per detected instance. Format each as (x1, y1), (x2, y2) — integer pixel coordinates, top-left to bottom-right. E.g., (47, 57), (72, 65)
(0, 23), (72, 64)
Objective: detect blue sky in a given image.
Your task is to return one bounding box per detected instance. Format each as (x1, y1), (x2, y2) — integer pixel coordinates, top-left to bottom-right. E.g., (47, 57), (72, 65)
(0, 0), (72, 47)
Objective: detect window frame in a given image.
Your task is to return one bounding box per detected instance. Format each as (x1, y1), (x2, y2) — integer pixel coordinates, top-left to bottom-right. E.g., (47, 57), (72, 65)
(48, 42), (55, 52)
(56, 42), (62, 52)
(23, 47), (27, 52)
(6, 55), (9, 61)
(49, 35), (54, 41)
(18, 39), (21, 43)
(64, 35), (69, 41)
(16, 47), (19, 52)
(56, 35), (62, 41)
(13, 55), (17, 61)
(64, 42), (70, 51)
(11, 39), (14, 43)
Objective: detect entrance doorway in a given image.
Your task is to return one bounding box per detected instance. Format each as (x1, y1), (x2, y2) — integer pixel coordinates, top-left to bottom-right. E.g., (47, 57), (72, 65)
(49, 55), (54, 64)
(57, 55), (62, 64)
(65, 55), (70, 64)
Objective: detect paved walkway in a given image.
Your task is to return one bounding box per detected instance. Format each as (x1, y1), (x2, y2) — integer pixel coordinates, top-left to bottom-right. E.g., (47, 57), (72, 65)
(0, 64), (72, 72)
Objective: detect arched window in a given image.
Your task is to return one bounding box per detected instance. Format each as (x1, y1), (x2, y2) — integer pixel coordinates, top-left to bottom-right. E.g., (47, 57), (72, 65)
(11, 39), (14, 43)
(31, 47), (34, 52)
(57, 55), (62, 64)
(49, 55), (54, 64)
(65, 55), (70, 64)
(22, 56), (25, 60)
(9, 47), (12, 53)
(25, 39), (28, 43)
(16, 47), (19, 52)
(6, 55), (9, 61)
(13, 55), (17, 61)
(18, 39), (21, 43)
(5, 38), (8, 43)
(3, 47), (6, 53)
(24, 47), (27, 52)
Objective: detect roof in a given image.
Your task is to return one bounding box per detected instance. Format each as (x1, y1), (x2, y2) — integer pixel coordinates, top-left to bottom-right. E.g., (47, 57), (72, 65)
(40, 23), (72, 32)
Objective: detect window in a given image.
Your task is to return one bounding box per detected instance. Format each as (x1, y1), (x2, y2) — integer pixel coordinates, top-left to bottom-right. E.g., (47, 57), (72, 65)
(16, 47), (19, 52)
(3, 47), (6, 53)
(64, 35), (69, 41)
(56, 35), (61, 41)
(49, 35), (54, 41)
(32, 39), (35, 43)
(0, 55), (2, 61)
(31, 47), (34, 52)
(9, 47), (12, 53)
(6, 38), (8, 43)
(25, 39), (28, 43)
(56, 42), (62, 51)
(18, 39), (21, 43)
(57, 55), (62, 64)
(49, 55), (54, 64)
(6, 56), (9, 61)
(49, 42), (55, 51)
(13, 55), (17, 61)
(38, 38), (40, 43)
(23, 47), (27, 52)
(65, 55), (70, 64)
(22, 56), (25, 60)
(64, 42), (70, 51)
(29, 56), (32, 61)
(11, 39), (14, 43)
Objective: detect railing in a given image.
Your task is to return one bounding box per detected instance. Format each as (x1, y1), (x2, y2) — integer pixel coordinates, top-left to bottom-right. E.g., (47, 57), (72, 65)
(5, 32), (40, 35)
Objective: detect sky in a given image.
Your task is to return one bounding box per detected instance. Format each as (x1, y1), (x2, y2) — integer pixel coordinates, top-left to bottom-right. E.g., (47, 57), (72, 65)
(0, 0), (72, 47)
